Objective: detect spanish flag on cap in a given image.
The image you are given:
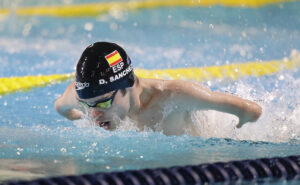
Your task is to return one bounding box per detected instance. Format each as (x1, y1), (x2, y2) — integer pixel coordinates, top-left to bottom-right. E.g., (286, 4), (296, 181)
(105, 50), (123, 67)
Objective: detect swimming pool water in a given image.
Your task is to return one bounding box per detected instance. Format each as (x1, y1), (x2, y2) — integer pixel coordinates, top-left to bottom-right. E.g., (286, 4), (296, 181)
(1, 0), (300, 183)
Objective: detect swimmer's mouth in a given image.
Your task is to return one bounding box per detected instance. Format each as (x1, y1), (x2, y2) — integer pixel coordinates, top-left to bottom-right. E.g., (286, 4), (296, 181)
(97, 121), (110, 129)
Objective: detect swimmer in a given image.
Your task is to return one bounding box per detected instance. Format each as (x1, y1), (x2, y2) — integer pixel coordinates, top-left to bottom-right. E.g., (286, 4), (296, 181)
(55, 42), (262, 136)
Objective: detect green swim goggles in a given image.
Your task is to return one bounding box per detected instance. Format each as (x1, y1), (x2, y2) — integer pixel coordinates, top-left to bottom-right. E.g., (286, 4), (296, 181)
(79, 90), (118, 109)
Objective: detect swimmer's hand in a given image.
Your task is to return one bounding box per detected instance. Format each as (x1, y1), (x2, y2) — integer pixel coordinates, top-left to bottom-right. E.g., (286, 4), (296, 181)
(65, 109), (85, 120)
(55, 101), (85, 120)
(236, 104), (262, 128)
(55, 82), (85, 121)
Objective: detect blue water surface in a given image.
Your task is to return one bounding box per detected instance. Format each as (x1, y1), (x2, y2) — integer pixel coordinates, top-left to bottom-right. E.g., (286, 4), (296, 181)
(0, 0), (300, 183)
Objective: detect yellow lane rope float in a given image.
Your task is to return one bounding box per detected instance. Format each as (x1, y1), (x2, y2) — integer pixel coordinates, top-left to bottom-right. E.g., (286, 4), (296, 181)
(0, 59), (299, 96)
(0, 0), (297, 17)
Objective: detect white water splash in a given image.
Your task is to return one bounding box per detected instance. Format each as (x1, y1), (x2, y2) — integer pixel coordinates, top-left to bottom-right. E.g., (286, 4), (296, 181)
(190, 50), (300, 142)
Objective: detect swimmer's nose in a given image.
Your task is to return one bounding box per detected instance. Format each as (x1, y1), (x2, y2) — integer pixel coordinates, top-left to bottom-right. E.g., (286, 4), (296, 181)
(90, 109), (103, 118)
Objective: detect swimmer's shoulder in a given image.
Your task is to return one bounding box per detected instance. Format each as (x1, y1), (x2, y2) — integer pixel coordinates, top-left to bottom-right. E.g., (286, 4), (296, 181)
(59, 82), (78, 101)
(139, 78), (197, 95)
(160, 79), (199, 92)
(146, 79), (210, 96)
(66, 82), (76, 94)
(138, 78), (170, 97)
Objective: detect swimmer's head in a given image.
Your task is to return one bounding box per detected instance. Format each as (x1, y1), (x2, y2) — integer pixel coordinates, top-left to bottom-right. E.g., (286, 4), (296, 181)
(75, 42), (135, 99)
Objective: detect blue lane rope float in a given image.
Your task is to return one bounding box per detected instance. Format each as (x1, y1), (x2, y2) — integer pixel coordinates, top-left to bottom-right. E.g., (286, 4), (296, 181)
(3, 155), (300, 185)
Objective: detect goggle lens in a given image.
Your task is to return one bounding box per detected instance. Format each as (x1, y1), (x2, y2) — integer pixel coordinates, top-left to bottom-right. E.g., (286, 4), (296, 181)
(96, 99), (112, 109)
(79, 90), (117, 109)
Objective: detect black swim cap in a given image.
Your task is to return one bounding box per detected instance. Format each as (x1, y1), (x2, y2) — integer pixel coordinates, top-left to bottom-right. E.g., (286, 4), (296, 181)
(75, 42), (135, 99)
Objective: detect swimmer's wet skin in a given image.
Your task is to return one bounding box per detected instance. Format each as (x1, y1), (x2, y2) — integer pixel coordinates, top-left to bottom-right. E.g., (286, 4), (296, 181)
(55, 42), (262, 136)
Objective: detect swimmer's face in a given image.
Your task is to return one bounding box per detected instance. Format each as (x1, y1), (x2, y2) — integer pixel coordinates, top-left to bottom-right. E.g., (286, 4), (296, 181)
(78, 89), (131, 130)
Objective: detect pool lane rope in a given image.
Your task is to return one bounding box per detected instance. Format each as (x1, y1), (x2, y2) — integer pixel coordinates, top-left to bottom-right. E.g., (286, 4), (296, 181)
(4, 155), (300, 185)
(0, 59), (299, 96)
(0, 0), (297, 17)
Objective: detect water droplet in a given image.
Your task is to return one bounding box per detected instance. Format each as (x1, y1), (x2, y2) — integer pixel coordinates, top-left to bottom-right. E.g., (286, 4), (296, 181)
(84, 22), (94, 31)
(110, 23), (118, 31)
(22, 24), (32, 37)
(241, 32), (247, 38)
(17, 147), (23, 152)
(60, 148), (67, 153)
(92, 142), (97, 147)
(260, 48), (264, 53)
(278, 75), (284, 80)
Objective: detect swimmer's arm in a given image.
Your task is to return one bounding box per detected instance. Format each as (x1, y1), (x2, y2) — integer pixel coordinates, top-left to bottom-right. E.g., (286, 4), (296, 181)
(54, 82), (84, 120)
(166, 80), (262, 128)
